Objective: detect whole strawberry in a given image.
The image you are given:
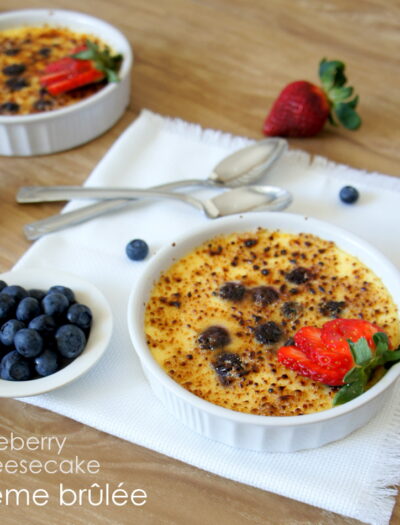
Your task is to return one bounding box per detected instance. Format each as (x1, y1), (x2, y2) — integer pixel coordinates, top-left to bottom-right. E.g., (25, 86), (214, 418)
(263, 59), (361, 138)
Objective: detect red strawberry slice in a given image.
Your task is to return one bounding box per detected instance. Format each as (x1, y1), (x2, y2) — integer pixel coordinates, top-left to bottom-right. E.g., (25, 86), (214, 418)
(294, 326), (353, 369)
(277, 345), (346, 386)
(46, 68), (104, 96)
(321, 319), (382, 357)
(294, 326), (323, 354)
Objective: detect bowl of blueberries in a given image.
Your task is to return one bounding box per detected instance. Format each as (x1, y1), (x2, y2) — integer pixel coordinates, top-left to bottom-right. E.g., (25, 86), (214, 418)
(0, 268), (113, 397)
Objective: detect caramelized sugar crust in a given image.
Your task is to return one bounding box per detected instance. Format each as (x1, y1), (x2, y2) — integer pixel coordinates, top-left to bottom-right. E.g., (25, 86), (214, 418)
(145, 230), (400, 416)
(0, 26), (106, 115)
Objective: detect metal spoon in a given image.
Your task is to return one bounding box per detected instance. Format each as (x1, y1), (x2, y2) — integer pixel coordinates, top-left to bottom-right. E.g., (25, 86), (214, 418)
(18, 138), (287, 230)
(18, 137), (286, 203)
(23, 185), (292, 240)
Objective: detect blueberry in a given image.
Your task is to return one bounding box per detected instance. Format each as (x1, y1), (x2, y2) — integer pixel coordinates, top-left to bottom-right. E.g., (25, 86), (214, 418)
(0, 280), (7, 292)
(0, 294), (16, 321)
(1, 285), (28, 303)
(0, 319), (25, 346)
(42, 292), (69, 317)
(56, 325), (86, 358)
(28, 289), (46, 301)
(339, 185), (359, 204)
(125, 239), (149, 261)
(28, 314), (57, 338)
(35, 349), (59, 377)
(6, 77), (29, 91)
(48, 285), (75, 305)
(281, 301), (303, 319)
(285, 267), (312, 285)
(251, 286), (279, 306)
(254, 321), (283, 345)
(319, 300), (346, 318)
(66, 304), (92, 331)
(2, 63), (26, 76)
(0, 102), (20, 114)
(198, 326), (230, 350)
(4, 48), (21, 56)
(33, 99), (53, 112)
(219, 282), (246, 302)
(38, 47), (51, 57)
(16, 297), (41, 323)
(0, 350), (32, 381)
(14, 328), (43, 358)
(212, 352), (246, 386)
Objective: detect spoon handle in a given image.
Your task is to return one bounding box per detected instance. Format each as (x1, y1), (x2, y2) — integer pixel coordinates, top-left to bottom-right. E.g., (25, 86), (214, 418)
(17, 178), (219, 203)
(23, 189), (204, 240)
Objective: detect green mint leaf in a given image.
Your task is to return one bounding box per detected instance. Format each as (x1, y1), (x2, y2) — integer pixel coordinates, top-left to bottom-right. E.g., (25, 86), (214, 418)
(105, 69), (120, 83)
(373, 332), (390, 358)
(373, 332), (389, 347)
(72, 49), (95, 60)
(382, 349), (400, 363)
(334, 103), (362, 130)
(86, 39), (99, 53)
(333, 381), (365, 406)
(343, 366), (365, 384)
(349, 337), (372, 365)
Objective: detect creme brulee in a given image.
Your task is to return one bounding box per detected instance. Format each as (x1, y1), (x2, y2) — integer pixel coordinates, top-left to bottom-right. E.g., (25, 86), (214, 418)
(144, 230), (400, 416)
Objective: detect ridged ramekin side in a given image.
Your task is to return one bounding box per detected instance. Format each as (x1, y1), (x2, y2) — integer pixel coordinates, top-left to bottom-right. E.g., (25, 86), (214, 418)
(0, 77), (130, 156)
(142, 362), (395, 452)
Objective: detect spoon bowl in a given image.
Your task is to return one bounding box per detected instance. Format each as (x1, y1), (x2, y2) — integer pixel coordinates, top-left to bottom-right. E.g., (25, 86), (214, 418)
(19, 137), (288, 239)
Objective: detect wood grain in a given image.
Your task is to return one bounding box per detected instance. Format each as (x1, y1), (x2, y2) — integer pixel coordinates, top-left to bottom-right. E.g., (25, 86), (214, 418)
(0, 0), (399, 523)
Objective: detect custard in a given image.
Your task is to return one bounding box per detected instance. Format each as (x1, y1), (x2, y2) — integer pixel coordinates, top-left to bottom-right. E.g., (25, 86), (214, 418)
(144, 230), (400, 416)
(0, 26), (107, 115)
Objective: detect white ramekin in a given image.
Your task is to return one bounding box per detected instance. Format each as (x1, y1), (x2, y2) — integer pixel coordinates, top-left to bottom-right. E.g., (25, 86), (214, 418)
(0, 9), (133, 156)
(127, 213), (400, 452)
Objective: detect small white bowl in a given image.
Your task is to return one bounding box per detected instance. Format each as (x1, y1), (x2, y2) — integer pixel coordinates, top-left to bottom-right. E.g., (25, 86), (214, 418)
(0, 9), (133, 156)
(0, 268), (113, 397)
(127, 213), (400, 452)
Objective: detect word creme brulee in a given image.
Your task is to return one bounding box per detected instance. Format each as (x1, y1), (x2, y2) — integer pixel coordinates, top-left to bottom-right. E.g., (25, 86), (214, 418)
(144, 229), (400, 416)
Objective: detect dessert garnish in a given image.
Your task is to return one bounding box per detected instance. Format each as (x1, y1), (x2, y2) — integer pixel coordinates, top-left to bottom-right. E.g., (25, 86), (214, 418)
(212, 352), (248, 386)
(218, 281), (246, 302)
(254, 321), (283, 345)
(0, 281), (93, 381)
(277, 318), (400, 405)
(39, 40), (122, 95)
(125, 239), (149, 261)
(263, 59), (361, 137)
(339, 185), (359, 204)
(198, 326), (230, 350)
(251, 286), (279, 306)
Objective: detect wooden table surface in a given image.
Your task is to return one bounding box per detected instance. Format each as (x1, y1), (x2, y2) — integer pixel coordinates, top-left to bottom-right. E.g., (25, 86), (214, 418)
(1, 1), (399, 523)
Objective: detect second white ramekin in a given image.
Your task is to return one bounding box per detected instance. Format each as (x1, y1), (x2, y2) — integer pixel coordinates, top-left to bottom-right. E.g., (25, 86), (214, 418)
(0, 9), (133, 156)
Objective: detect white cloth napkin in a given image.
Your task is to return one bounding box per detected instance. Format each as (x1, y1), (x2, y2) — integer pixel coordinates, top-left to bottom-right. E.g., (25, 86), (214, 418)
(14, 109), (400, 525)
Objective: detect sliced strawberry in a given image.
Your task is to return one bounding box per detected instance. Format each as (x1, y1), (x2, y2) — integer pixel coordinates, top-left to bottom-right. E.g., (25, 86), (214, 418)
(294, 326), (353, 369)
(43, 56), (91, 74)
(46, 68), (104, 95)
(321, 319), (383, 356)
(294, 326), (323, 354)
(277, 345), (345, 386)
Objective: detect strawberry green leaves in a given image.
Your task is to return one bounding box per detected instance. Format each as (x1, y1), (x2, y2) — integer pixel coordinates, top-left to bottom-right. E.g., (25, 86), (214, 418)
(72, 40), (123, 83)
(333, 333), (400, 406)
(319, 58), (361, 131)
